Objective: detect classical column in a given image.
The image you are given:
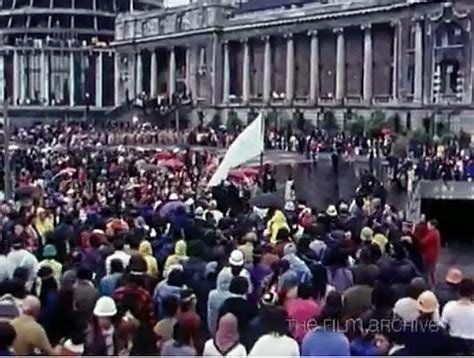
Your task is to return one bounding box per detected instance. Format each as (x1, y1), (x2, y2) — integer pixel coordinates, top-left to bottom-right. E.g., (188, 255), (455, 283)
(150, 50), (158, 98)
(242, 39), (251, 104)
(335, 28), (345, 101)
(13, 50), (19, 105)
(285, 33), (295, 104)
(20, 51), (27, 104)
(136, 51), (143, 97)
(40, 51), (46, 105)
(362, 24), (373, 102)
(414, 19), (423, 103)
(391, 22), (400, 103)
(0, 54), (4, 102)
(114, 52), (121, 106)
(128, 53), (136, 99)
(263, 36), (271, 104)
(189, 46), (198, 103)
(168, 47), (176, 101)
(69, 52), (75, 106)
(95, 52), (103, 107)
(309, 30), (319, 105)
(223, 41), (231, 103)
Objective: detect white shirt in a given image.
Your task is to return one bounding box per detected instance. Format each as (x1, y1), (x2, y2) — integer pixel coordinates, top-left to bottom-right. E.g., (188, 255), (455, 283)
(105, 250), (131, 275)
(394, 297), (440, 323)
(203, 339), (246, 358)
(249, 334), (300, 357)
(441, 300), (474, 340)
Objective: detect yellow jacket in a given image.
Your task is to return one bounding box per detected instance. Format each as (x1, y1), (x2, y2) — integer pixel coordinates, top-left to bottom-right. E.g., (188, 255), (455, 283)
(164, 240), (188, 272)
(139, 240), (159, 277)
(267, 210), (289, 244)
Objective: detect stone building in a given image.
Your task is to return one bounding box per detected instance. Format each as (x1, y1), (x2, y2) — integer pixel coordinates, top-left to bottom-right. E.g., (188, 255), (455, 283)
(113, 0), (474, 131)
(0, 0), (159, 121)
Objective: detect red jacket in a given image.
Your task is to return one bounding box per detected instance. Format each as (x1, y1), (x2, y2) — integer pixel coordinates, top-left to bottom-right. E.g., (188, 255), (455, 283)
(419, 229), (440, 265)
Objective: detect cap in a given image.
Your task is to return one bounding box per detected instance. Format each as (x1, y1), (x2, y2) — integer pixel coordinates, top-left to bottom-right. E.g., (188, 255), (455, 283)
(445, 268), (463, 285)
(169, 193), (179, 201)
(195, 207), (204, 216)
(261, 292), (278, 306)
(229, 249), (244, 266)
(326, 205), (338, 217)
(93, 296), (117, 317)
(42, 244), (57, 258)
(417, 290), (438, 314)
(360, 227), (374, 242)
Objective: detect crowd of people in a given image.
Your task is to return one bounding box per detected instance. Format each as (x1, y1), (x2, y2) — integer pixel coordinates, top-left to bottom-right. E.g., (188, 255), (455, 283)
(0, 120), (471, 356)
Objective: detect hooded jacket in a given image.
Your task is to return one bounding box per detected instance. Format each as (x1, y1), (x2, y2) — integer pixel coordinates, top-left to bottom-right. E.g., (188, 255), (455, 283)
(267, 210), (289, 244)
(139, 241), (158, 277)
(207, 270), (233, 334)
(164, 240), (188, 272)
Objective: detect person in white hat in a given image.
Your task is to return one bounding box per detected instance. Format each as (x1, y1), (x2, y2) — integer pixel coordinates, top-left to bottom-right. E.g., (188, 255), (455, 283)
(87, 296), (119, 356)
(216, 250), (253, 295)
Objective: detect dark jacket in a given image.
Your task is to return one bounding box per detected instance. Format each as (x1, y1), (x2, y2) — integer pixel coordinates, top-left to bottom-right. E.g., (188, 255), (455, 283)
(435, 282), (459, 310)
(400, 318), (465, 355)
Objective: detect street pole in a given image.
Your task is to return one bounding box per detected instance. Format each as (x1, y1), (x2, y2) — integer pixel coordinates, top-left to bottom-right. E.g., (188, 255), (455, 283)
(175, 106), (179, 133)
(3, 99), (11, 201)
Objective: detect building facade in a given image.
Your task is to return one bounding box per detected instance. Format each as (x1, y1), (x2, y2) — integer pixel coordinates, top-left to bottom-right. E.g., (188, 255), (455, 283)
(113, 0), (474, 131)
(0, 0), (158, 120)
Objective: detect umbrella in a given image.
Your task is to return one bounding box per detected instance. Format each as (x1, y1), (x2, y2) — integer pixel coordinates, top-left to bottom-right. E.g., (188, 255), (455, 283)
(154, 151), (174, 162)
(228, 167), (260, 182)
(250, 192), (285, 209)
(159, 200), (185, 218)
(159, 158), (184, 170)
(53, 167), (76, 179)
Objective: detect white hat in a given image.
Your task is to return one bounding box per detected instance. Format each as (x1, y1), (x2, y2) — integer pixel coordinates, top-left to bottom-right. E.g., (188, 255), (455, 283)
(326, 205), (338, 217)
(169, 193), (179, 201)
(195, 207), (204, 216)
(229, 249), (244, 266)
(93, 296), (117, 317)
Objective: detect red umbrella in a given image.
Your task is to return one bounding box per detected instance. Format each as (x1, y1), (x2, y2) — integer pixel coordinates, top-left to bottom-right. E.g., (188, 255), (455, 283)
(159, 158), (184, 170)
(153, 150), (174, 162)
(228, 167), (260, 183)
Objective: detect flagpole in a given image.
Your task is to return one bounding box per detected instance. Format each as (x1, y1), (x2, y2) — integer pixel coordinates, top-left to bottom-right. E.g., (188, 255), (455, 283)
(259, 111), (265, 188)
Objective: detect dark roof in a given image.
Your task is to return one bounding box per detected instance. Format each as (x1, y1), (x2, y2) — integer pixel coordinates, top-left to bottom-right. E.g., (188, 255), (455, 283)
(235, 0), (316, 14)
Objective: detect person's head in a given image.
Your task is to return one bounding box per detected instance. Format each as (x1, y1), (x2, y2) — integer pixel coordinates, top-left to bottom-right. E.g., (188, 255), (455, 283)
(172, 323), (192, 347)
(406, 277), (428, 300)
(372, 284), (395, 310)
(417, 290), (438, 320)
(458, 278), (474, 300)
(392, 241), (406, 261)
(113, 239), (125, 251)
(275, 227), (290, 243)
(110, 259), (124, 274)
(161, 296), (178, 318)
(445, 268), (463, 286)
(0, 322), (16, 350)
(93, 296), (117, 330)
(297, 283), (313, 300)
(355, 269), (376, 287)
(22, 295), (41, 318)
(229, 276), (248, 296)
(216, 313), (239, 340)
(317, 291), (343, 328)
(427, 219), (438, 231)
(77, 267), (93, 282)
(167, 268), (185, 287)
(179, 289), (197, 312)
(261, 306), (289, 336)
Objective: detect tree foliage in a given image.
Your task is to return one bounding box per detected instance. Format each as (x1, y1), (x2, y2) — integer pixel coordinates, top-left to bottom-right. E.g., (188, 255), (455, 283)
(321, 110), (339, 133)
(366, 110), (386, 138)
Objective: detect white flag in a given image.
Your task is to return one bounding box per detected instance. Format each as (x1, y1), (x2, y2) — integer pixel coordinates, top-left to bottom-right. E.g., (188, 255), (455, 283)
(208, 113), (264, 187)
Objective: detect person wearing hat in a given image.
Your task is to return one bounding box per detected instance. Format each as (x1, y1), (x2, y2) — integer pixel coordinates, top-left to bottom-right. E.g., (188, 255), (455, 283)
(266, 208), (289, 245)
(38, 244), (62, 284)
(400, 290), (463, 355)
(238, 232), (256, 265)
(435, 267), (463, 310)
(217, 250), (253, 295)
(85, 296), (134, 356)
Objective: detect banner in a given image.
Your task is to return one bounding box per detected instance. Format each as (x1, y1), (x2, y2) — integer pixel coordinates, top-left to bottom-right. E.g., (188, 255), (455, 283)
(208, 113), (264, 187)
